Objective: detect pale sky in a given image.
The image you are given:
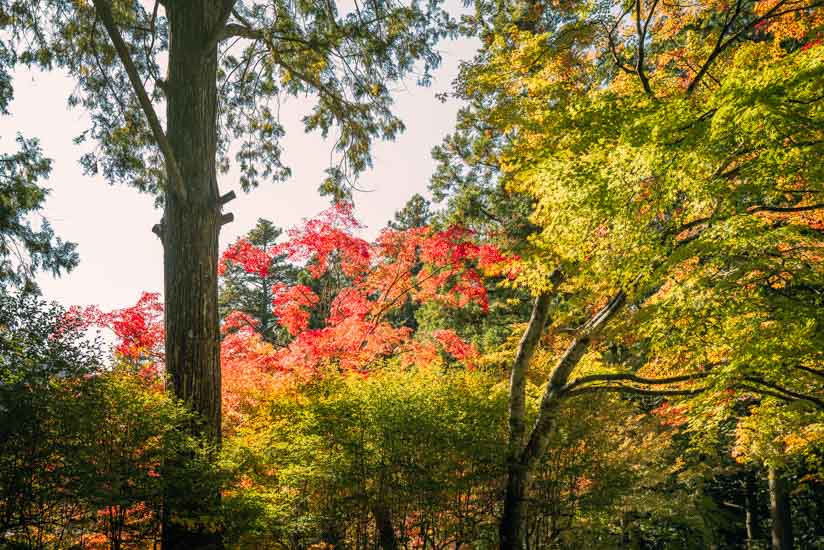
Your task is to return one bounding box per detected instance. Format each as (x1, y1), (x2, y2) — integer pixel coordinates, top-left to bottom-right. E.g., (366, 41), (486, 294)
(0, 35), (477, 310)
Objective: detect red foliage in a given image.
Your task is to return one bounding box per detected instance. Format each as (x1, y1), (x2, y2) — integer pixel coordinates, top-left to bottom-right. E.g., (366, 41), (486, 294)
(433, 329), (479, 368)
(274, 202), (371, 279)
(69, 293), (165, 381)
(219, 239), (274, 277)
(250, 203), (513, 374)
(271, 283), (320, 336)
(81, 204), (514, 428)
(220, 317), (282, 431)
(651, 401), (688, 427)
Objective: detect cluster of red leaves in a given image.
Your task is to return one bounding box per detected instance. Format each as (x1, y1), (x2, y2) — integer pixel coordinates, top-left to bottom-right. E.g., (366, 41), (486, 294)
(67, 292), (165, 381)
(274, 201), (371, 279)
(271, 283), (320, 336)
(433, 329), (479, 368)
(651, 401), (689, 427)
(79, 205), (512, 425)
(219, 239), (274, 277)
(247, 204), (511, 374)
(220, 312), (282, 431)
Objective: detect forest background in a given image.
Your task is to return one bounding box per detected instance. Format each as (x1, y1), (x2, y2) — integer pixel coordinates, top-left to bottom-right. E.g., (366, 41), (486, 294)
(0, 0), (822, 549)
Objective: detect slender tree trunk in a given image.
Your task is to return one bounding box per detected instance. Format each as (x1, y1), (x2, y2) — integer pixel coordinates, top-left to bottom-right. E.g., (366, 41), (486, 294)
(769, 465), (793, 550)
(499, 290), (625, 550)
(373, 504), (398, 550)
(500, 293), (553, 550)
(161, 3), (226, 549)
(500, 462), (530, 550)
(744, 471), (758, 550)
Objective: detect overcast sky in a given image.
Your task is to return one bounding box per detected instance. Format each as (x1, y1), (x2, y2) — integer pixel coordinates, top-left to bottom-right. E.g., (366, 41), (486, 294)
(0, 35), (477, 310)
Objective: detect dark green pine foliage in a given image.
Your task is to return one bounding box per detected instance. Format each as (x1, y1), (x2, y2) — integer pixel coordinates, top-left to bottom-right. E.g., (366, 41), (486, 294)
(387, 192), (432, 230)
(0, 40), (78, 291)
(219, 219), (297, 345)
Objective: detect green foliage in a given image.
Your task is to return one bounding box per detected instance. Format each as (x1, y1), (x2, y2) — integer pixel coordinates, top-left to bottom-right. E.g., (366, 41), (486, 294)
(219, 218), (298, 345)
(223, 366), (509, 548)
(4, 0), (456, 198)
(0, 293), (219, 548)
(0, 135), (78, 292)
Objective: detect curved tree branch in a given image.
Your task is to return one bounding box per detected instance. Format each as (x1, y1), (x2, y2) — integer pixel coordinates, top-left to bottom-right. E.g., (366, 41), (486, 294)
(91, 0), (187, 201)
(561, 371), (711, 394)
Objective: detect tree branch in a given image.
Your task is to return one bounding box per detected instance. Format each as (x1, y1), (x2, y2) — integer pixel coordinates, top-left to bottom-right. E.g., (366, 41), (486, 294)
(561, 371), (711, 394)
(508, 282), (559, 455)
(565, 384), (705, 398)
(518, 288), (627, 471)
(218, 22), (264, 42)
(203, 0), (238, 54)
(749, 203), (824, 214)
(742, 376), (824, 410)
(91, 0), (187, 201)
(686, 0), (744, 95)
(634, 0), (657, 95)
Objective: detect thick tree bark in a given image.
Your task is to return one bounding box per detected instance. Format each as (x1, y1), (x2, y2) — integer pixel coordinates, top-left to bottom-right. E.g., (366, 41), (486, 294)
(160, 2), (227, 549)
(769, 465), (793, 550)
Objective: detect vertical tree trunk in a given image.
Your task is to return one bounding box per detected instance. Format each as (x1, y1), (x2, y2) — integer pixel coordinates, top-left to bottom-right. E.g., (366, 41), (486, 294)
(499, 290), (625, 550)
(499, 463), (529, 550)
(161, 2), (225, 549)
(373, 504), (398, 550)
(500, 293), (553, 550)
(768, 466), (793, 550)
(744, 471), (758, 550)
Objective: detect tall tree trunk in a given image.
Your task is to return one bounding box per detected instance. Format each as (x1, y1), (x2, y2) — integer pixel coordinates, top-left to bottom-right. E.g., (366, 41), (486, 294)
(769, 465), (793, 550)
(161, 2), (226, 549)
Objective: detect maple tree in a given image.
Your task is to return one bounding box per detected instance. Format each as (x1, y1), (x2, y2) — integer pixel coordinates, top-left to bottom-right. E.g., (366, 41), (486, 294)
(219, 219), (298, 345)
(218, 202), (513, 378)
(428, 0), (824, 547)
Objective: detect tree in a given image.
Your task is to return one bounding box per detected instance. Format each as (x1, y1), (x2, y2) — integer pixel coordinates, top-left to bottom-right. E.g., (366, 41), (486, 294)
(387, 192), (432, 230)
(219, 219), (297, 345)
(0, 132), (78, 292)
(0, 293), (103, 545)
(0, 294), (207, 550)
(433, 0), (824, 546)
(0, 34), (78, 293)
(221, 203), (512, 374)
(4, 1), (452, 545)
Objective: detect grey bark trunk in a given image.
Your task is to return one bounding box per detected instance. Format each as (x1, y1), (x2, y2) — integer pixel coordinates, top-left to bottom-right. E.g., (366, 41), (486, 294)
(161, 3), (225, 549)
(769, 465), (793, 550)
(500, 293), (553, 550)
(499, 290), (625, 550)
